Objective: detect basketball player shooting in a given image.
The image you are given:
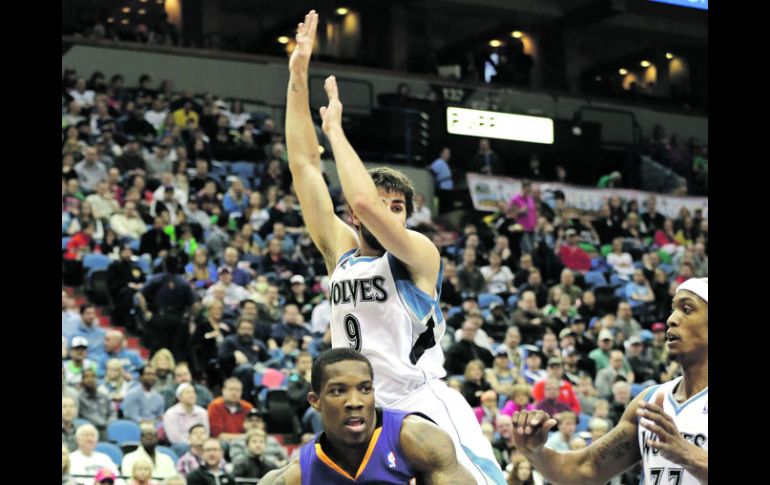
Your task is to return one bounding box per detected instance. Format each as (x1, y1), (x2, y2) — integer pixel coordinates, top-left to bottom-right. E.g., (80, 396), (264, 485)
(286, 10), (504, 485)
(510, 277), (708, 484)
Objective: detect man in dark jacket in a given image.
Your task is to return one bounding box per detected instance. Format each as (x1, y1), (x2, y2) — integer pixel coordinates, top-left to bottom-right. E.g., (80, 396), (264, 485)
(444, 319), (494, 375)
(186, 438), (236, 485)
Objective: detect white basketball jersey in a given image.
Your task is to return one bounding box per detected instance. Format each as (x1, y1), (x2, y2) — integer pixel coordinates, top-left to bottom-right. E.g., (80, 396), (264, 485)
(638, 377), (708, 485)
(329, 249), (447, 406)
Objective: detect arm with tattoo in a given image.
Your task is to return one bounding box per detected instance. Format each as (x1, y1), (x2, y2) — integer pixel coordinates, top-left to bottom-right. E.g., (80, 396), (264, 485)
(399, 415), (476, 485)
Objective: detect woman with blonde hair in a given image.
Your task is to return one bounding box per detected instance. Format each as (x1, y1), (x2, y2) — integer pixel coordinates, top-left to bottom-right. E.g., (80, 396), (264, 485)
(149, 349), (175, 391)
(128, 457), (158, 485)
(98, 358), (131, 415)
(461, 359), (493, 407)
(62, 445), (76, 485)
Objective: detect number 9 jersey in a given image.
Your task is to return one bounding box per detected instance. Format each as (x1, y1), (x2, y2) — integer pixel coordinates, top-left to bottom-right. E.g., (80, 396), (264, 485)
(328, 249), (447, 407)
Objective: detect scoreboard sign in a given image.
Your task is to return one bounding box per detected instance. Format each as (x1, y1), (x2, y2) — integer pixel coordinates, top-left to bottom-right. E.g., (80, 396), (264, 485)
(446, 107), (554, 144)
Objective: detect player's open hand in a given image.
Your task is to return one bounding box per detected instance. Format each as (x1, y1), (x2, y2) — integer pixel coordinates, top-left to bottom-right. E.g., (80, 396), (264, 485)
(637, 392), (693, 464)
(511, 410), (558, 455)
(289, 10), (318, 72)
(319, 75), (343, 134)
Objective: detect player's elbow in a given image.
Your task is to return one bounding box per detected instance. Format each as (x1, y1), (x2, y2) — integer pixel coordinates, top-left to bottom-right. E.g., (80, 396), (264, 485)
(351, 194), (376, 220)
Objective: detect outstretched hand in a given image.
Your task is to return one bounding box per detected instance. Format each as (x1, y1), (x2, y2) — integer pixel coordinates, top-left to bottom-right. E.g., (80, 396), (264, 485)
(637, 392), (694, 464)
(319, 75), (343, 134)
(511, 410), (559, 455)
(289, 10), (318, 72)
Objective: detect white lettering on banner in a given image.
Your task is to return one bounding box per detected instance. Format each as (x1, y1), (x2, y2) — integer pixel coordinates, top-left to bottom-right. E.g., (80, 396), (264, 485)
(466, 173), (708, 219)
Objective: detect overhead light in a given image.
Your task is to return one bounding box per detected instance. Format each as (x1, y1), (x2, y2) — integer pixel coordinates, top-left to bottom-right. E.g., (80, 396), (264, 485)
(511, 31), (523, 38)
(666, 52), (674, 59)
(595, 75), (602, 81)
(107, 17), (114, 23)
(335, 7), (349, 16)
(277, 36), (290, 44)
(138, 9), (146, 15)
(139, 0), (148, 3)
(489, 40), (502, 48)
(121, 19), (129, 24)
(640, 60), (651, 68)
(619, 68), (628, 76)
(122, 7), (131, 13)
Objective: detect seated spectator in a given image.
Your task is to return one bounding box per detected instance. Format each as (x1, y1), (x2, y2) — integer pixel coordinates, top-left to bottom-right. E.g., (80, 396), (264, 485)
(615, 301), (643, 340)
(623, 269), (655, 320)
(122, 421), (178, 480)
(511, 291), (555, 345)
(97, 329), (144, 380)
(500, 383), (535, 417)
(97, 358), (131, 416)
(608, 380), (632, 425)
(62, 396), (79, 451)
(207, 378), (253, 443)
(491, 414), (517, 469)
(163, 383), (210, 448)
(544, 411), (578, 451)
(218, 318), (270, 393)
(533, 377), (572, 416)
(518, 268), (548, 308)
(229, 408), (289, 468)
(160, 362), (214, 410)
(72, 304), (107, 360)
(78, 368), (114, 438)
(461, 359), (493, 407)
(444, 319), (494, 375)
(203, 266), (250, 311)
(521, 350), (547, 385)
(105, 247), (150, 329)
(185, 248), (219, 292)
(149, 349), (176, 392)
(191, 301), (232, 386)
(480, 251), (516, 299)
(473, 389), (501, 427)
(484, 350), (517, 399)
(457, 248), (486, 295)
(550, 268), (583, 304)
(86, 181), (120, 220)
(530, 357), (581, 414)
(127, 457), (158, 485)
(557, 228), (591, 273)
(62, 444), (76, 485)
(186, 438), (236, 485)
(222, 246), (253, 287)
(64, 336), (99, 388)
(122, 365), (165, 424)
(406, 193), (433, 229)
(606, 237), (634, 279)
(231, 429), (278, 480)
(269, 304), (311, 347)
(69, 424), (120, 481)
(177, 424), (225, 477)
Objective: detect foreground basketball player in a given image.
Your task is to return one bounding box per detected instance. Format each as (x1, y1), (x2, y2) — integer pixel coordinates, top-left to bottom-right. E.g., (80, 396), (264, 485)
(258, 348), (474, 484)
(285, 10), (504, 484)
(511, 277), (708, 484)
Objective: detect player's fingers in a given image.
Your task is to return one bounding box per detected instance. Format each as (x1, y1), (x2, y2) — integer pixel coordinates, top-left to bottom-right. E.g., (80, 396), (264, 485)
(324, 76), (339, 100)
(638, 417), (670, 440)
(319, 106), (327, 119)
(646, 438), (669, 451)
(636, 406), (676, 434)
(308, 11), (318, 37)
(514, 411), (530, 434)
(525, 410), (547, 434)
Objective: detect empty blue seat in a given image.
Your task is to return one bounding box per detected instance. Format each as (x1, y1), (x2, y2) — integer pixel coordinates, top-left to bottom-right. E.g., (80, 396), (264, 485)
(95, 442), (123, 467)
(478, 293), (504, 310)
(576, 413), (591, 432)
(584, 270), (608, 289)
(106, 419), (141, 444)
(231, 161), (257, 179)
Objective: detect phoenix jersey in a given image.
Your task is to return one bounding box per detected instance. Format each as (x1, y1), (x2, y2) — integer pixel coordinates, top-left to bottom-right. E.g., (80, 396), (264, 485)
(299, 408), (421, 484)
(329, 249), (446, 406)
(638, 377), (708, 485)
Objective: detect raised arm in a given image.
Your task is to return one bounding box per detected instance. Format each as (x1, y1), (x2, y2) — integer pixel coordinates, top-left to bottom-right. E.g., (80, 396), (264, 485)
(511, 389), (650, 485)
(400, 415), (476, 485)
(319, 76), (440, 288)
(286, 10), (357, 274)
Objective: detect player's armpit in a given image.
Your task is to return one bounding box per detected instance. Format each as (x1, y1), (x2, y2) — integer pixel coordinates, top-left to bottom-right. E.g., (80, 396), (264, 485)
(399, 415), (476, 485)
(257, 459), (301, 485)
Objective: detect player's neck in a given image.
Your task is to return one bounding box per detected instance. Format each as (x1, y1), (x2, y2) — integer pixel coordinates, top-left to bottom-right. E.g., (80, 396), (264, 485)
(322, 434), (370, 477)
(358, 242), (384, 258)
(679, 357), (708, 399)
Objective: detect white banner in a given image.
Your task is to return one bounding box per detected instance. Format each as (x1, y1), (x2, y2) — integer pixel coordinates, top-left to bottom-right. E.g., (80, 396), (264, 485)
(466, 173), (708, 219)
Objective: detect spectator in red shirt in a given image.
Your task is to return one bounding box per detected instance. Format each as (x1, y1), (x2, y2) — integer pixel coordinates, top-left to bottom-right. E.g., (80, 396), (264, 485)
(556, 228), (591, 273)
(530, 356), (581, 414)
(207, 377), (253, 443)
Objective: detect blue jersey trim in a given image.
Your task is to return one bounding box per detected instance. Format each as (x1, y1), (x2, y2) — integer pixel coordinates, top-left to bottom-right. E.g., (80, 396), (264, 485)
(386, 253), (444, 324)
(668, 386), (708, 416)
(643, 385), (661, 402)
(461, 445), (507, 485)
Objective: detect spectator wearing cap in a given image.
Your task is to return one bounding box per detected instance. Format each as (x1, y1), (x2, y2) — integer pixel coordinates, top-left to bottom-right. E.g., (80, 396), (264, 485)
(444, 318), (494, 375)
(122, 366), (165, 424)
(588, 328), (618, 373)
(72, 304), (107, 360)
(122, 421), (178, 481)
(511, 290), (555, 345)
(594, 349), (635, 400)
(163, 383), (210, 450)
(94, 467), (117, 485)
(64, 336), (99, 388)
(229, 408), (289, 467)
(285, 274), (317, 322)
(625, 335), (657, 384)
(203, 265), (250, 311)
(160, 363), (214, 410)
(649, 321), (669, 370)
(484, 301), (514, 342)
(485, 350), (517, 398)
(521, 349), (547, 385)
(556, 227), (591, 273)
(530, 356), (581, 414)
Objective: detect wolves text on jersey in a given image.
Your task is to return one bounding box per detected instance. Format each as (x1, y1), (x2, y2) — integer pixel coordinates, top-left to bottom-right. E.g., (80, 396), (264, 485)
(331, 277), (388, 306)
(641, 430), (707, 457)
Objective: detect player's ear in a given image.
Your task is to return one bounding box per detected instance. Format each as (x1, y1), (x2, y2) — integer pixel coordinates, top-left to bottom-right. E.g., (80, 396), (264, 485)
(308, 391), (320, 410)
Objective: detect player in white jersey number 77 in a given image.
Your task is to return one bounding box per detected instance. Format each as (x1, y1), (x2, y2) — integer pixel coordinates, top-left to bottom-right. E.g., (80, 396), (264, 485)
(285, 9), (505, 485)
(510, 277), (708, 485)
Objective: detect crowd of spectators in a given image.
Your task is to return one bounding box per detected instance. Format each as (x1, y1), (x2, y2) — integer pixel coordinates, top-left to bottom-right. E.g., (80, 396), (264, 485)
(644, 124), (708, 195)
(62, 68), (707, 484)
